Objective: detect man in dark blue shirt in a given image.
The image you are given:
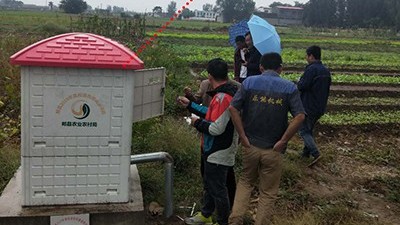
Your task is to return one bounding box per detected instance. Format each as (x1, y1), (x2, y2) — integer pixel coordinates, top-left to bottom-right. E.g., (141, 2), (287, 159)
(298, 46), (331, 166)
(229, 53), (305, 225)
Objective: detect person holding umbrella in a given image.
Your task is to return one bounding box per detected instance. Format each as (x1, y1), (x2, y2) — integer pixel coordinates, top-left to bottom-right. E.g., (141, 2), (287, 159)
(233, 36), (247, 83)
(246, 15), (282, 55)
(243, 32), (262, 80)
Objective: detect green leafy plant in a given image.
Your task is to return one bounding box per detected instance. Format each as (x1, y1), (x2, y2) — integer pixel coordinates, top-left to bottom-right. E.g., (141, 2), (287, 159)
(282, 73), (400, 84)
(0, 143), (20, 194)
(320, 110), (400, 125)
(329, 97), (399, 106)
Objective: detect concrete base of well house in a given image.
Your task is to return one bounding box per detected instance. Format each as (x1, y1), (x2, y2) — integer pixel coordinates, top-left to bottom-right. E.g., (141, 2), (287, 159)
(0, 165), (144, 225)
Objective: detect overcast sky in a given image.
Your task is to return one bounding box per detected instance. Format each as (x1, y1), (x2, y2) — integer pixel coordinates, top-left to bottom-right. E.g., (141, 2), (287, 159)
(22, 0), (308, 12)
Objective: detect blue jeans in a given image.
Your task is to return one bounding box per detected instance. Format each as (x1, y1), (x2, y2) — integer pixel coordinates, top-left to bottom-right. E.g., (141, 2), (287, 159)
(299, 115), (321, 158)
(201, 160), (230, 225)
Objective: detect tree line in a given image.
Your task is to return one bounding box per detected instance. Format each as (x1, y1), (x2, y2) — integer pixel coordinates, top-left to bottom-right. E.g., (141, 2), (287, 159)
(5, 0), (399, 31)
(195, 0), (400, 31)
(303, 0), (400, 30)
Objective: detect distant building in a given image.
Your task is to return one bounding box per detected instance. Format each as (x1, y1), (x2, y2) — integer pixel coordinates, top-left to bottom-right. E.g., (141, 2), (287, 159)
(194, 10), (217, 19)
(189, 9), (221, 22)
(255, 6), (304, 26)
(273, 6), (303, 21)
(257, 7), (272, 13)
(21, 4), (48, 11)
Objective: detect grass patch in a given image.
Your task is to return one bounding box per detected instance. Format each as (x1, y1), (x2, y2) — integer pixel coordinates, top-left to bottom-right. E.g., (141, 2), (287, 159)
(137, 43), (194, 116)
(317, 205), (378, 225)
(132, 117), (202, 205)
(133, 117), (200, 174)
(273, 211), (320, 225)
(354, 145), (399, 166)
(0, 142), (20, 194)
(278, 190), (312, 212)
(0, 10), (73, 34)
(281, 158), (304, 189)
(0, 34), (38, 117)
(137, 164), (164, 204)
(363, 176), (400, 203)
(273, 208), (381, 225)
(32, 22), (69, 35)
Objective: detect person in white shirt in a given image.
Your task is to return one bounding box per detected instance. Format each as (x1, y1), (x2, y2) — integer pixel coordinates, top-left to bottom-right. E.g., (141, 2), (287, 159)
(233, 36), (247, 83)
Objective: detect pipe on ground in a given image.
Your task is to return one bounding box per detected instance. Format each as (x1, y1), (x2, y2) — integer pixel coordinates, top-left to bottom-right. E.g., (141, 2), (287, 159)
(130, 152), (174, 218)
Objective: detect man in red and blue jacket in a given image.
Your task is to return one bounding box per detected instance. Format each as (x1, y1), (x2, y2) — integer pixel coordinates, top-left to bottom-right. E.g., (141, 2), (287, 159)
(178, 58), (238, 225)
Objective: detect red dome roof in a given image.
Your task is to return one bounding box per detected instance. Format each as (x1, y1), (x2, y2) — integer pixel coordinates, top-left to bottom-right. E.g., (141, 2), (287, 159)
(10, 33), (144, 70)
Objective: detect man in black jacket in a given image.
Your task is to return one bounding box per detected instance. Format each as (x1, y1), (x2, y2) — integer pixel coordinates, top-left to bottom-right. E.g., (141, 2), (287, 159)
(233, 36), (247, 83)
(243, 32), (262, 80)
(298, 46), (331, 166)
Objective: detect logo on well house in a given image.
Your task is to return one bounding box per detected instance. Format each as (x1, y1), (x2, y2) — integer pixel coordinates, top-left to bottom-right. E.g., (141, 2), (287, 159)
(56, 92), (105, 128)
(71, 100), (90, 120)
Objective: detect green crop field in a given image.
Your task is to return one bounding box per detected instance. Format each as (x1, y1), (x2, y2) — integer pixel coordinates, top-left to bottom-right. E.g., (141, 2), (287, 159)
(282, 73), (400, 84)
(171, 44), (400, 71)
(154, 32), (400, 47)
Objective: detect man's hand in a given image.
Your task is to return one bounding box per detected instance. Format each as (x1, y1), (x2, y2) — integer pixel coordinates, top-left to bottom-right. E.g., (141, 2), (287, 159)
(240, 135), (251, 148)
(177, 96), (190, 107)
(190, 117), (199, 126)
(273, 140), (287, 153)
(183, 87), (192, 96)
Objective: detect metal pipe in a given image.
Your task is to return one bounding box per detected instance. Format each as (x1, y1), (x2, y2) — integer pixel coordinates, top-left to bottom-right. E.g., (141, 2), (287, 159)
(130, 152), (174, 218)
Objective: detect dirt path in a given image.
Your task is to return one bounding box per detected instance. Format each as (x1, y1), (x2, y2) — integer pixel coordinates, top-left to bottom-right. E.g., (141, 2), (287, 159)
(305, 124), (400, 224)
(330, 84), (400, 97)
(327, 105), (400, 112)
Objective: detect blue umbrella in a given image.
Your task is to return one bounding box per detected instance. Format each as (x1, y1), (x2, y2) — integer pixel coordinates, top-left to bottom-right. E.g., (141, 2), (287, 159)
(247, 15), (281, 54)
(228, 20), (249, 48)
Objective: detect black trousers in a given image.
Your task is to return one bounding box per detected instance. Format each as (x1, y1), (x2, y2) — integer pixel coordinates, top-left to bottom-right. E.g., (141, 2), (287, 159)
(201, 160), (230, 225)
(200, 154), (236, 210)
